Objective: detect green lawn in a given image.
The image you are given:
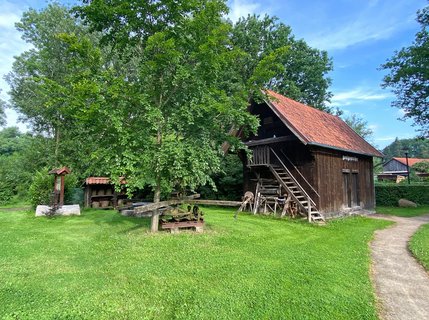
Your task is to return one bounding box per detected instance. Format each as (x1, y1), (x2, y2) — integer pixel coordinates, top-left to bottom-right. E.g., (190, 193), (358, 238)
(376, 206), (429, 217)
(410, 224), (429, 272)
(0, 207), (391, 319)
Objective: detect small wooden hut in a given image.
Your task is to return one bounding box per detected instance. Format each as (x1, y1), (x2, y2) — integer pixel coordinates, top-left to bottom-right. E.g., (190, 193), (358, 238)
(84, 177), (127, 209)
(241, 90), (383, 220)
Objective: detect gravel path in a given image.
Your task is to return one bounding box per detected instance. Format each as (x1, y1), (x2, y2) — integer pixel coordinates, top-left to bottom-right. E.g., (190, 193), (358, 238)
(370, 214), (429, 320)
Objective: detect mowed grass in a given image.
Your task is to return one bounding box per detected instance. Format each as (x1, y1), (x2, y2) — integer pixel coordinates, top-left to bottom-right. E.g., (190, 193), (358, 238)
(376, 206), (429, 217)
(410, 223), (429, 271)
(0, 208), (391, 320)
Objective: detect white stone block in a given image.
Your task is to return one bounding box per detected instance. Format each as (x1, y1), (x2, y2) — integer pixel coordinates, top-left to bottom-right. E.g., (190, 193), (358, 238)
(35, 205), (81, 217)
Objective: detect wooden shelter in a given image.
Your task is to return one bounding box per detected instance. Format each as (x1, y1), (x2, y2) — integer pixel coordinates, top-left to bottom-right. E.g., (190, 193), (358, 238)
(241, 90), (383, 220)
(84, 177), (127, 209)
(49, 166), (71, 207)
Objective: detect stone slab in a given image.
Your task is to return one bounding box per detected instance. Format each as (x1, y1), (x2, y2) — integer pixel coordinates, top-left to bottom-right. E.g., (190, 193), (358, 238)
(35, 205), (81, 217)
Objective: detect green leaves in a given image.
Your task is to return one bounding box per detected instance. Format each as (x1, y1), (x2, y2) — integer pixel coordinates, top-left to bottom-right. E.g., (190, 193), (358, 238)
(381, 5), (429, 136)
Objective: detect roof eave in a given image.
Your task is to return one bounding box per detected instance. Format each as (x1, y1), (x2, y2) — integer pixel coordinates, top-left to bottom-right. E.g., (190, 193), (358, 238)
(308, 142), (384, 158)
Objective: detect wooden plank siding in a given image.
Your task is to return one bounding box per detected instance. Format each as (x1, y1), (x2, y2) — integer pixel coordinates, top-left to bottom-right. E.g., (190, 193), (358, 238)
(312, 148), (374, 214)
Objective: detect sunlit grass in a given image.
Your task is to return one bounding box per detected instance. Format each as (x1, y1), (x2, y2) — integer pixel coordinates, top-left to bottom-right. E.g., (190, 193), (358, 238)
(376, 206), (429, 217)
(410, 224), (429, 271)
(0, 207), (391, 319)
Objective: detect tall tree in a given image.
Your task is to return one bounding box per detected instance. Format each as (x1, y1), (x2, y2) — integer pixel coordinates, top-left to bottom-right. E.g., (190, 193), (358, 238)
(343, 114), (374, 140)
(231, 15), (333, 111)
(75, 0), (260, 230)
(382, 137), (429, 158)
(0, 92), (5, 127)
(5, 4), (97, 165)
(381, 4), (429, 136)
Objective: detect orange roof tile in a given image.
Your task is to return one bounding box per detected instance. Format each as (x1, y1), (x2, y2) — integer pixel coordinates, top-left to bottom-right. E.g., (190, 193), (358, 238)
(85, 177), (127, 185)
(85, 177), (111, 185)
(264, 90), (383, 157)
(393, 157), (429, 166)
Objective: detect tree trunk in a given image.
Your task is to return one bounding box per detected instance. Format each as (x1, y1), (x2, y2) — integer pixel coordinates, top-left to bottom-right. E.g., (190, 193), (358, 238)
(151, 177), (161, 233)
(151, 126), (163, 233)
(54, 126), (60, 166)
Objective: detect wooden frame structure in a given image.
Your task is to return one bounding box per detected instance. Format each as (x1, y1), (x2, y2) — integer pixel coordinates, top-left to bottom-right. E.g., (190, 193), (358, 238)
(241, 91), (383, 220)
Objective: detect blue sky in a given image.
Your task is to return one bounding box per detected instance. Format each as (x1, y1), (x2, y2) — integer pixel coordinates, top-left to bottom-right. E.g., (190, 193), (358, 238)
(0, 0), (427, 149)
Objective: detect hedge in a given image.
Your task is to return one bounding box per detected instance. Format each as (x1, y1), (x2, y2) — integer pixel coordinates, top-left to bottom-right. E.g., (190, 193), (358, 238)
(375, 184), (429, 206)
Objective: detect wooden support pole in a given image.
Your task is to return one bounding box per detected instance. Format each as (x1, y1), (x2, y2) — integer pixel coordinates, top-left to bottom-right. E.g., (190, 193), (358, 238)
(307, 197), (311, 222)
(151, 211), (160, 233)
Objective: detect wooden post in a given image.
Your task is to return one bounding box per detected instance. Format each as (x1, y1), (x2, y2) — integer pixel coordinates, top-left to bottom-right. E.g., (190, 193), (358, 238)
(59, 175), (65, 206)
(307, 197), (311, 222)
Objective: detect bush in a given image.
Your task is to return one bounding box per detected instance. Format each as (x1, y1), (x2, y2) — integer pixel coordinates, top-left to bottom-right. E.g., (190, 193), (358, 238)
(29, 169), (78, 208)
(375, 184), (429, 206)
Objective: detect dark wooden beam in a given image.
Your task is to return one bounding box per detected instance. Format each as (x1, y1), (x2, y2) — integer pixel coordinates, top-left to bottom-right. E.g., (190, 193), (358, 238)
(244, 135), (296, 147)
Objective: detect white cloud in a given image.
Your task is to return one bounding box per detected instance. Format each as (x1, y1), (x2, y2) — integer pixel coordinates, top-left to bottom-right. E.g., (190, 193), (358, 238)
(305, 1), (420, 51)
(330, 88), (391, 106)
(228, 0), (266, 22)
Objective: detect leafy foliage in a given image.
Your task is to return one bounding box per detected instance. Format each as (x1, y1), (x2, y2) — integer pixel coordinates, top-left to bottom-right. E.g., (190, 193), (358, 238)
(412, 160), (429, 173)
(0, 127), (52, 204)
(0, 91), (5, 127)
(28, 169), (78, 208)
(381, 5), (429, 136)
(231, 15), (333, 111)
(382, 138), (429, 158)
(375, 184), (429, 206)
(343, 114), (374, 140)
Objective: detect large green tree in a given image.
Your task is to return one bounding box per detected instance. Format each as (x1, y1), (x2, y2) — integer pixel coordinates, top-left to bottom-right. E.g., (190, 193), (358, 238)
(381, 4), (429, 136)
(5, 3), (98, 165)
(231, 15), (333, 111)
(343, 114), (374, 140)
(75, 0), (260, 230)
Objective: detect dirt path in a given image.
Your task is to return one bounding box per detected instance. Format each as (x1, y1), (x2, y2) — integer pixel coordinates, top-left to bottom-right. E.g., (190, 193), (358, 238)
(370, 214), (429, 320)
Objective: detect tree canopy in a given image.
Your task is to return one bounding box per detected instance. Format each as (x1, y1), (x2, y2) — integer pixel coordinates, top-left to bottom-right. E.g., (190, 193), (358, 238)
(381, 4), (429, 137)
(5, 1), (337, 213)
(382, 137), (429, 159)
(343, 114), (374, 141)
(231, 15), (333, 111)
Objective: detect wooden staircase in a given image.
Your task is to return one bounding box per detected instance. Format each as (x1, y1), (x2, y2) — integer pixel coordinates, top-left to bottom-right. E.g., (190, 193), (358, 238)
(250, 146), (325, 223)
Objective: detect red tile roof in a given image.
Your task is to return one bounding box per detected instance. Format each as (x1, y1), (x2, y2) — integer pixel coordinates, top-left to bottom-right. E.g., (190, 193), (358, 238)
(85, 177), (127, 185)
(393, 157), (429, 166)
(85, 177), (111, 185)
(264, 90), (383, 157)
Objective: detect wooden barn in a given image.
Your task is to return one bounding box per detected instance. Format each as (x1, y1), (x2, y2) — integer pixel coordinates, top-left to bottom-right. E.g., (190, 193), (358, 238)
(241, 90), (383, 220)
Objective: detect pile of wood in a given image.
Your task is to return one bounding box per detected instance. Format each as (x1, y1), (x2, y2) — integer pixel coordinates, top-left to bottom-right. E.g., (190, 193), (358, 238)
(160, 205), (204, 233)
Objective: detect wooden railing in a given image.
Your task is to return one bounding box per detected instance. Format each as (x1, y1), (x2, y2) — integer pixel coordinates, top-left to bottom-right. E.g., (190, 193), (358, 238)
(279, 149), (320, 199)
(269, 148), (319, 210)
(249, 146), (270, 165)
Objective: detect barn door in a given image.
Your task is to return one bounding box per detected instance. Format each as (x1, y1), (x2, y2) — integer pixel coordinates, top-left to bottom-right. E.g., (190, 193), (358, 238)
(343, 170), (359, 208)
(343, 172), (351, 208)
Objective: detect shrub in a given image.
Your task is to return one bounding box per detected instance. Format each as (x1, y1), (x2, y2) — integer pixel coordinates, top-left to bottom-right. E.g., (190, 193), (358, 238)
(375, 184), (429, 206)
(29, 169), (78, 208)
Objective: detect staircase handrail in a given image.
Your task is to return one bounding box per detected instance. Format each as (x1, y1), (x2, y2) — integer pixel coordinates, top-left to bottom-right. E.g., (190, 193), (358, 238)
(269, 148), (318, 209)
(279, 149), (320, 199)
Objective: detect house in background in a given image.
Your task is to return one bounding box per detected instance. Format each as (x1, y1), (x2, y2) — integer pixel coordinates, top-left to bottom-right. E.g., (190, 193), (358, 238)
(241, 90), (383, 220)
(378, 157), (429, 182)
